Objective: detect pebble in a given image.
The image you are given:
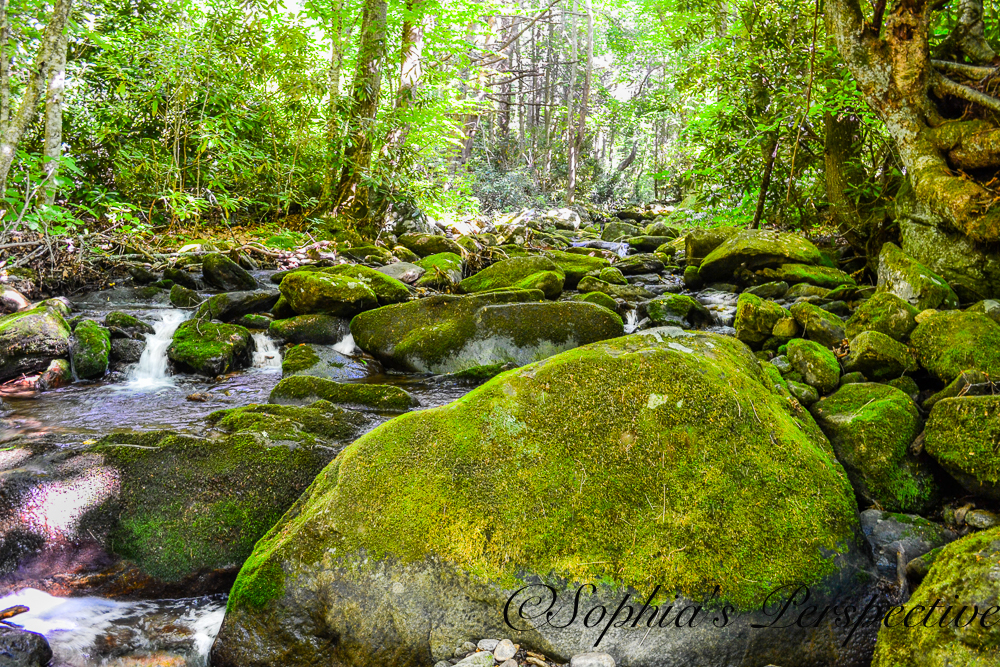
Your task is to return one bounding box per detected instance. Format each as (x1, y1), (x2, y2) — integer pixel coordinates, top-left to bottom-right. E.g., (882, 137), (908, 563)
(477, 639), (499, 651)
(455, 641), (477, 657)
(571, 653), (616, 667)
(454, 652), (495, 667)
(493, 638), (517, 661)
(498, 661), (517, 667)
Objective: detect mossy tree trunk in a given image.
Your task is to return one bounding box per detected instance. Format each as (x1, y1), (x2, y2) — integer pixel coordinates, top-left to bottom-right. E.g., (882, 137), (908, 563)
(826, 0), (1000, 243)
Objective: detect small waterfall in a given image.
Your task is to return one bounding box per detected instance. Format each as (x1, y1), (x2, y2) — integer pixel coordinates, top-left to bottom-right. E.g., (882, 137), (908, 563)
(624, 310), (639, 333)
(252, 333), (281, 369)
(127, 310), (189, 387)
(333, 333), (356, 355)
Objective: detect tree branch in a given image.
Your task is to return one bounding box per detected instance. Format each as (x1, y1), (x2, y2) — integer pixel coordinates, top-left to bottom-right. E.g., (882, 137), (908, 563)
(932, 70), (1000, 114)
(932, 59), (998, 80)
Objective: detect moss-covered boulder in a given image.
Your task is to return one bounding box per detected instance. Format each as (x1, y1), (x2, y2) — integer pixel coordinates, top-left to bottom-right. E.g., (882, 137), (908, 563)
(646, 294), (713, 328)
(459, 256), (565, 299)
(786, 338), (840, 394)
(925, 396), (1000, 499)
(968, 298), (1000, 324)
(281, 344), (373, 381)
(211, 328), (873, 667)
(414, 252), (464, 291)
(202, 253), (258, 291)
(842, 330), (918, 381)
(910, 311), (1000, 383)
(745, 281), (790, 299)
(270, 375), (416, 412)
(872, 527), (1000, 667)
(104, 311), (155, 338)
(600, 220), (640, 241)
(733, 293), (791, 346)
(163, 266), (198, 289)
(860, 509), (955, 580)
(613, 253), (664, 275)
(397, 233), (463, 258)
(541, 249), (609, 288)
(576, 275), (653, 300)
(71, 319), (111, 379)
(169, 283), (201, 308)
(321, 264), (410, 305)
(278, 271), (378, 317)
(684, 227), (739, 266)
(195, 290), (280, 323)
(573, 291), (619, 313)
(699, 230), (830, 283)
(754, 263), (856, 289)
(269, 314), (350, 345)
(845, 292), (919, 341)
(790, 301), (846, 347)
(351, 292), (623, 374)
(596, 266), (628, 285)
(811, 383), (936, 513)
(0, 304), (71, 381)
(167, 319), (252, 376)
(877, 242), (959, 311)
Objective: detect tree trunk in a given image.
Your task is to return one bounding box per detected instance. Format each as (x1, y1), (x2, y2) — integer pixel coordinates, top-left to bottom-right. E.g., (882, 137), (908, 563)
(0, 0), (9, 138)
(564, 0), (577, 197)
(43, 29), (68, 206)
(0, 0), (74, 197)
(566, 0), (593, 205)
(752, 132), (779, 229)
(826, 0), (1000, 243)
(333, 0), (388, 231)
(320, 3), (351, 206)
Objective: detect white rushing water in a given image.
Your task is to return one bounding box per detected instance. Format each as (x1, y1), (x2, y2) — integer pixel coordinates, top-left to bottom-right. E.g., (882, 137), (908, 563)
(126, 310), (190, 388)
(333, 332), (356, 355)
(624, 310), (639, 333)
(251, 332), (282, 369)
(0, 588), (225, 667)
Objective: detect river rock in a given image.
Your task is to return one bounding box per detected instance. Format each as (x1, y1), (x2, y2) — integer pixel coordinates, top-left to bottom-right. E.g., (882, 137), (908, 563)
(842, 331), (918, 381)
(542, 249), (609, 288)
(571, 653), (616, 667)
(646, 294), (712, 328)
(745, 281), (789, 299)
(169, 284), (201, 308)
(613, 253), (664, 276)
(0, 625), (52, 667)
(859, 510), (956, 580)
(968, 298), (1000, 323)
(322, 264), (410, 305)
(269, 314), (351, 345)
(195, 290), (280, 323)
(0, 402), (366, 598)
(397, 233), (463, 257)
(278, 271), (378, 317)
(351, 292), (623, 374)
(163, 266), (198, 289)
(684, 227), (738, 266)
(167, 319), (252, 376)
(211, 328), (875, 667)
(71, 320), (111, 379)
(699, 230), (830, 283)
(597, 267), (627, 285)
(576, 276), (653, 300)
(270, 375), (417, 412)
(38, 358), (72, 389)
(844, 292), (919, 341)
(753, 263), (856, 289)
(600, 221), (639, 241)
(110, 338), (145, 369)
(281, 344), (375, 381)
(877, 242), (959, 311)
(872, 528), (1000, 667)
(202, 253), (258, 291)
(415, 252), (464, 291)
(0, 288), (31, 314)
(376, 262), (425, 284)
(811, 383), (936, 513)
(0, 304), (71, 382)
(925, 395), (1000, 499)
(459, 256), (565, 299)
(789, 302), (846, 347)
(733, 293), (791, 346)
(786, 338), (840, 394)
(104, 312), (155, 339)
(910, 311), (1000, 383)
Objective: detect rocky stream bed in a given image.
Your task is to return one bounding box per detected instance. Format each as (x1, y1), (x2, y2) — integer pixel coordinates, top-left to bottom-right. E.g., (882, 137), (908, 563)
(0, 206), (998, 666)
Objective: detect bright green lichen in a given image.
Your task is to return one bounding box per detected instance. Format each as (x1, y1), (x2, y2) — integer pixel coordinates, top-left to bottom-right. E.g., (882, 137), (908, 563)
(911, 311), (1000, 383)
(845, 291), (919, 341)
(925, 395), (1000, 493)
(270, 375), (417, 412)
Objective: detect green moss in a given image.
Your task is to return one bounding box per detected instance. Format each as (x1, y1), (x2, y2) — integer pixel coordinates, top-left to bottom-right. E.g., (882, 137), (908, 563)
(786, 339), (840, 394)
(647, 294), (712, 327)
(105, 311), (154, 335)
(925, 395), (1000, 491)
(540, 249), (609, 288)
(321, 264), (410, 305)
(911, 311), (1000, 383)
(844, 330), (918, 380)
(811, 383), (934, 512)
(281, 344), (322, 375)
(845, 291), (919, 341)
(269, 313), (349, 345)
(877, 242), (960, 311)
(789, 301), (846, 347)
(270, 375), (417, 412)
(755, 263), (857, 289)
(278, 271), (378, 316)
(459, 256), (565, 298)
(700, 229), (832, 282)
(576, 276), (652, 300)
(397, 233), (463, 257)
(167, 319), (251, 376)
(208, 400), (368, 443)
(597, 267), (628, 285)
(734, 293), (791, 347)
(873, 528), (1000, 667)
(231, 329), (858, 612)
(574, 291), (618, 313)
(71, 319), (111, 379)
(414, 252), (463, 291)
(170, 284), (201, 308)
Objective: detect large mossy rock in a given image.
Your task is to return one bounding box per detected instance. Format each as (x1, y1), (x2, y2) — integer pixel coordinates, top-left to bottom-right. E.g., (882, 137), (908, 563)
(646, 294), (713, 328)
(877, 242), (959, 311)
(459, 256), (565, 299)
(845, 292), (919, 341)
(872, 527), (1000, 667)
(321, 264), (410, 305)
(925, 395), (1000, 499)
(910, 311), (1000, 383)
(269, 314), (350, 345)
(414, 252), (464, 291)
(212, 328), (874, 667)
(811, 383), (936, 513)
(195, 290), (280, 323)
(790, 301), (846, 347)
(0, 304), (71, 381)
(167, 319), (252, 376)
(542, 249), (610, 288)
(270, 375), (417, 412)
(733, 293), (791, 346)
(753, 263), (856, 289)
(104, 311), (155, 338)
(281, 344), (373, 381)
(575, 275), (653, 300)
(350, 292), (623, 374)
(843, 330), (919, 381)
(684, 227), (738, 266)
(698, 229), (830, 283)
(70, 319), (111, 379)
(397, 232), (463, 257)
(278, 271), (378, 316)
(786, 338), (840, 394)
(202, 253), (258, 291)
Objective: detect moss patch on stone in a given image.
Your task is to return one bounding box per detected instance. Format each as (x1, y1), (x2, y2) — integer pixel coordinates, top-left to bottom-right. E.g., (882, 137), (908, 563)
(910, 311), (1000, 383)
(270, 375), (417, 412)
(845, 292), (919, 341)
(322, 264), (410, 305)
(925, 396), (1000, 498)
(278, 271), (378, 316)
(71, 319), (111, 379)
(167, 319), (252, 376)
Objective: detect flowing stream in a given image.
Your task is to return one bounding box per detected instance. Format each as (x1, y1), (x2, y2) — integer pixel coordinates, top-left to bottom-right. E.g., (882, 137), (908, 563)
(251, 333), (282, 369)
(127, 310), (190, 387)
